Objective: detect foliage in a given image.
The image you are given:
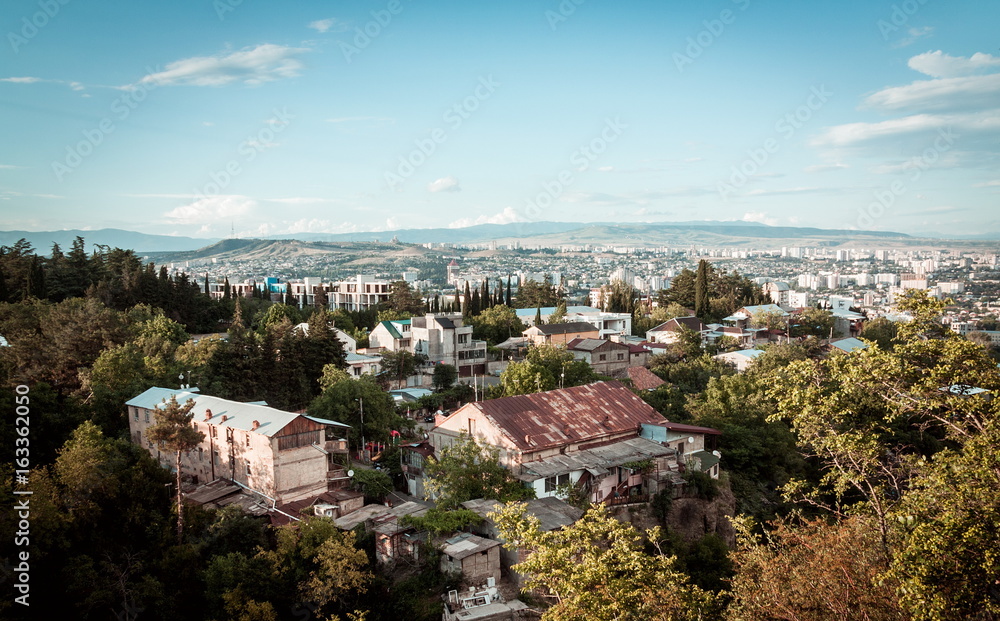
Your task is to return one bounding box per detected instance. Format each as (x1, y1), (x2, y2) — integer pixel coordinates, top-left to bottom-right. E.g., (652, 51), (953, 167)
(681, 469), (719, 501)
(146, 395), (204, 541)
(860, 315), (901, 351)
(399, 508), (484, 535)
(790, 307), (835, 338)
(310, 375), (407, 447)
(387, 280), (425, 315)
(423, 434), (534, 509)
(515, 276), (562, 309)
(728, 515), (902, 620)
(489, 503), (714, 620)
(351, 468), (394, 502)
(431, 363), (458, 391)
(467, 304), (524, 345)
(379, 349), (420, 388)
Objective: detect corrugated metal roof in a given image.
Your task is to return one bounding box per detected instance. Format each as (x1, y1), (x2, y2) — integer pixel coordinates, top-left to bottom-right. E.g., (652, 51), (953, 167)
(460, 381), (664, 452)
(126, 387), (308, 437)
(518, 436), (676, 481)
(627, 367), (665, 391)
(461, 496), (583, 532)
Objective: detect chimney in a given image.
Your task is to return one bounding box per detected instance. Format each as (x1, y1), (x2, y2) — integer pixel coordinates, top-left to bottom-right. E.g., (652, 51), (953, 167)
(204, 409), (212, 421)
(221, 414), (228, 423)
(251, 420), (260, 431)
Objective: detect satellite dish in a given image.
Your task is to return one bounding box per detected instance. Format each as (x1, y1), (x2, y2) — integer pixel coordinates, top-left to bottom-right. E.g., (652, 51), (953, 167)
(347, 470), (354, 477)
(688, 436), (695, 444)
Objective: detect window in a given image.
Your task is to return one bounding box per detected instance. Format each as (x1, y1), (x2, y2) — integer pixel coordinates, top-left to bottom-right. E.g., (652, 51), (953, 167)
(599, 354), (607, 361)
(144, 410), (150, 423)
(133, 408), (138, 421)
(617, 353), (624, 361)
(458, 333), (469, 344)
(544, 473), (570, 493)
(468, 418), (476, 435)
(245, 433), (251, 447)
(245, 460), (252, 477)
(226, 428), (234, 444)
(210, 426), (218, 439)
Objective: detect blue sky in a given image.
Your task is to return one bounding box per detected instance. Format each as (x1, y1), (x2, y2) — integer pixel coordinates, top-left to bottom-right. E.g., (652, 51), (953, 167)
(1, 0), (998, 238)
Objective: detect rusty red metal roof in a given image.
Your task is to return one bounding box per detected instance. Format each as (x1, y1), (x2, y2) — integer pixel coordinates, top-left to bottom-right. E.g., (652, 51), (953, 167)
(464, 381), (664, 452)
(626, 367), (666, 391)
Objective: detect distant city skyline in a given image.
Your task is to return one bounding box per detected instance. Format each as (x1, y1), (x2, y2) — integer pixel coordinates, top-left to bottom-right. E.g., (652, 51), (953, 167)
(2, 0), (998, 239)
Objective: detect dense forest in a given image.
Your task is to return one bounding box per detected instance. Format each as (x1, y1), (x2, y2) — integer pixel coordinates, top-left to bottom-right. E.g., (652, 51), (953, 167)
(1, 238), (998, 620)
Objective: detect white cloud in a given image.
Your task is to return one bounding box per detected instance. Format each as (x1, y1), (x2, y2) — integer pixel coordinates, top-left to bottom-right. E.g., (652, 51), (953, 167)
(139, 44), (308, 87)
(864, 73), (1000, 113)
(163, 195), (256, 227)
(742, 211), (778, 226)
(449, 207), (526, 228)
(909, 50), (1000, 78)
(308, 18), (347, 33)
(326, 116), (394, 124)
(0, 77), (42, 83)
(598, 166), (614, 172)
(428, 176), (461, 193)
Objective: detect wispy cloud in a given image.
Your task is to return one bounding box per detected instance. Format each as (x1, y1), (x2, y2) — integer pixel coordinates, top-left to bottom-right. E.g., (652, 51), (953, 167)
(742, 211), (778, 226)
(308, 18), (348, 33)
(891, 26), (934, 49)
(804, 163), (849, 173)
(139, 44), (308, 87)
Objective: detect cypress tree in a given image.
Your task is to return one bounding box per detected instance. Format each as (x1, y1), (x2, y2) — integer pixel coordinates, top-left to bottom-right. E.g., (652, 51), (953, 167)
(506, 277), (512, 307)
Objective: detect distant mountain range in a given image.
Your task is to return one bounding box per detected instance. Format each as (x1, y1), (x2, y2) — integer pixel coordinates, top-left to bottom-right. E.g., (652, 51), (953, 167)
(0, 229), (221, 254)
(3, 221), (998, 256)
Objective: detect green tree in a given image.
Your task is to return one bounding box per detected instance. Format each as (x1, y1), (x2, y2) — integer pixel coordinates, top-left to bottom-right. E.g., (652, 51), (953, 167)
(468, 304), (523, 345)
(423, 434), (534, 509)
(694, 260), (712, 319)
(310, 375), (406, 448)
(379, 348), (419, 388)
(791, 307), (835, 338)
(351, 468), (394, 502)
(432, 363), (458, 391)
(146, 395), (205, 542)
(387, 280), (425, 315)
(860, 315), (900, 350)
(489, 502), (714, 620)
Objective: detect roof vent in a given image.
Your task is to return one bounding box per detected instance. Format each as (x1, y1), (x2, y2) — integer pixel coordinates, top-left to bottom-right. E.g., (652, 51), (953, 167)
(204, 409), (212, 421)
(251, 420), (260, 431)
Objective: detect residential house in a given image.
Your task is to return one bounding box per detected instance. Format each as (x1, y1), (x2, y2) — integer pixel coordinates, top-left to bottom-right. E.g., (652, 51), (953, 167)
(126, 387), (350, 505)
(645, 316), (705, 345)
(439, 532), (503, 585)
(346, 351), (382, 377)
(639, 422), (722, 479)
(334, 499), (433, 565)
(429, 382), (714, 504)
(514, 306), (633, 338)
(522, 321), (600, 346)
(763, 281), (791, 307)
(410, 313), (488, 377)
(369, 318), (412, 352)
(400, 441), (435, 498)
(566, 338), (630, 376)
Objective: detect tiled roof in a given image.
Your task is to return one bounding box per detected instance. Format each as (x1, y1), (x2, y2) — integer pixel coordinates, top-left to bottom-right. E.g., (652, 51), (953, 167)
(454, 381), (664, 452)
